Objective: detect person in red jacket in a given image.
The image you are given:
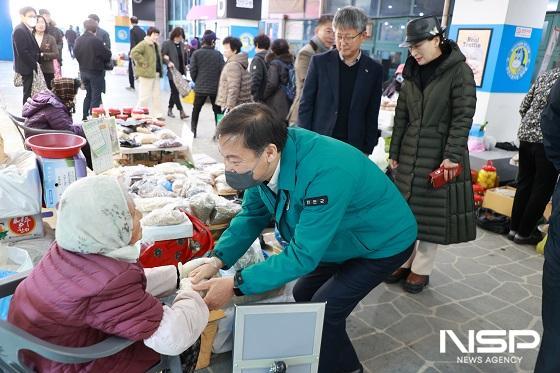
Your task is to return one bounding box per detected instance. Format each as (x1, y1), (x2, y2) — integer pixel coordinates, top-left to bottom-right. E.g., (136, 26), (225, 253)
(8, 175), (209, 373)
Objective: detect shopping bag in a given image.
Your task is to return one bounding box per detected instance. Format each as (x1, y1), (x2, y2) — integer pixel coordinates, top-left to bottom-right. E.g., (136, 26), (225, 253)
(0, 151), (42, 219)
(170, 67), (191, 97)
(537, 234), (548, 254)
(13, 73), (23, 87)
(182, 90), (195, 104)
(53, 59), (62, 79)
(31, 63), (48, 96)
(216, 108), (229, 126)
(0, 246), (33, 320)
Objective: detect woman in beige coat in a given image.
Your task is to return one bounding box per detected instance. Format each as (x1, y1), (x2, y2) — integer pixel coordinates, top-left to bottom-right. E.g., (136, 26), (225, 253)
(216, 37), (252, 112)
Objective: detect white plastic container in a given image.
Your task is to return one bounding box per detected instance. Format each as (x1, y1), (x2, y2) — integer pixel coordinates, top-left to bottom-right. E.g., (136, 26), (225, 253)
(141, 218), (194, 242)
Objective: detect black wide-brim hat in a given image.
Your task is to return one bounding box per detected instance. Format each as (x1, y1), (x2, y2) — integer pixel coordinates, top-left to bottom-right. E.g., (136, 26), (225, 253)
(399, 16), (446, 48)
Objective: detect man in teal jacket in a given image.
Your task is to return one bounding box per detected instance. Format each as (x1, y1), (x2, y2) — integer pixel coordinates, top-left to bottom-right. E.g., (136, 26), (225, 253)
(191, 103), (417, 373)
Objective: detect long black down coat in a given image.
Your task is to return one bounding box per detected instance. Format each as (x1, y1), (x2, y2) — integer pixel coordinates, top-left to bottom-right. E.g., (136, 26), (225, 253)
(389, 40), (477, 245)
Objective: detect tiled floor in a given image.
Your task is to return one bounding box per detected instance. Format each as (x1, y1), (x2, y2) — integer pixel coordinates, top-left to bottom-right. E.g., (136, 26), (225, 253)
(0, 54), (544, 373)
(199, 229), (543, 373)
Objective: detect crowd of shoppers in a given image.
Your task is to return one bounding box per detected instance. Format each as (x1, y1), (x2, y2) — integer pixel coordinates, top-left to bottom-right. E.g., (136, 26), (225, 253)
(9, 4), (560, 372)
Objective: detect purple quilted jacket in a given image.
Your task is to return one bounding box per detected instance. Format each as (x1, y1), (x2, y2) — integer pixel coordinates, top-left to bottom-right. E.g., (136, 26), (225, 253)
(22, 90), (85, 138)
(8, 243), (163, 372)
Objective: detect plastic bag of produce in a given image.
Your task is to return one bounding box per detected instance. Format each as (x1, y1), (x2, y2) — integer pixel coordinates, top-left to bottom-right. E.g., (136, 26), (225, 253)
(188, 193), (216, 224)
(232, 239), (265, 271)
(0, 245), (33, 319)
(211, 196), (241, 225)
(369, 137), (388, 172)
(141, 206), (187, 226)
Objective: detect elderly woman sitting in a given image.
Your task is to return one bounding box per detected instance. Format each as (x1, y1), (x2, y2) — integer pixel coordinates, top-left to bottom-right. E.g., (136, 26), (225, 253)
(22, 78), (93, 169)
(8, 175), (209, 372)
(22, 78), (85, 137)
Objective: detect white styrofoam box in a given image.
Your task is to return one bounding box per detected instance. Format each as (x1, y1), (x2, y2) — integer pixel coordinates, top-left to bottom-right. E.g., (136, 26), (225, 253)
(37, 152), (87, 208)
(141, 218), (194, 242)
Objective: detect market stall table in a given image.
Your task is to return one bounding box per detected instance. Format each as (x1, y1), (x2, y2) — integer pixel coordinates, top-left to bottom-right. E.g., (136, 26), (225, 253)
(117, 131), (194, 166)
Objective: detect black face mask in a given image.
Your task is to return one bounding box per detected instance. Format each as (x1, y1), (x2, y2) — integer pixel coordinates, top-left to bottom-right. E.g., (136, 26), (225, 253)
(224, 153), (265, 191)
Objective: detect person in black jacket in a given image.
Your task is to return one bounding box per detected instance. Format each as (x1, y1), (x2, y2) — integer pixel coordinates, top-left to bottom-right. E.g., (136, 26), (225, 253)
(535, 78), (560, 373)
(250, 34), (270, 102)
(12, 6), (41, 105)
(161, 27), (189, 119)
(189, 31), (225, 137)
(88, 14), (111, 95)
(74, 19), (112, 120)
(88, 14), (111, 50)
(299, 6), (382, 154)
(128, 16), (146, 90)
(65, 25), (77, 58)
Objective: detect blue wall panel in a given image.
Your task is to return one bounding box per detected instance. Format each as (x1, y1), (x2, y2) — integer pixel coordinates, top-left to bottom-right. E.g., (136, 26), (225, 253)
(449, 23), (541, 93)
(0, 0), (14, 61)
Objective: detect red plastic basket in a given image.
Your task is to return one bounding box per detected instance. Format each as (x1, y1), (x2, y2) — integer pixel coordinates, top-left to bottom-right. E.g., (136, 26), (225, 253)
(25, 133), (86, 159)
(140, 211), (214, 268)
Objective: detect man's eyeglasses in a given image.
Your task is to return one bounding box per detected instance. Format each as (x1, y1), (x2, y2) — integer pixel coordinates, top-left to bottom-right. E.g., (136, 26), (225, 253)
(335, 31), (364, 43)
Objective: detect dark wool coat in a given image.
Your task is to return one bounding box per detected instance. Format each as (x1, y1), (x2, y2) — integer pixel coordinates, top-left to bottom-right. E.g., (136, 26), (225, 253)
(389, 41), (477, 245)
(263, 52), (294, 121)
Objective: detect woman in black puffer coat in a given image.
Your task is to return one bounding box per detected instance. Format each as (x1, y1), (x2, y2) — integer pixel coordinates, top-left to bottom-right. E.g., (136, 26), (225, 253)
(386, 16), (477, 294)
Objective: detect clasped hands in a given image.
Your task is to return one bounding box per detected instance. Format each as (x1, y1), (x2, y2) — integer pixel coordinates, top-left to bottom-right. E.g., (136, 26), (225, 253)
(177, 257), (234, 310)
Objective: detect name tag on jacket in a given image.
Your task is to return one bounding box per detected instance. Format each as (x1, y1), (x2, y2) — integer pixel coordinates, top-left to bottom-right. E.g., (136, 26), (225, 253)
(304, 196), (328, 207)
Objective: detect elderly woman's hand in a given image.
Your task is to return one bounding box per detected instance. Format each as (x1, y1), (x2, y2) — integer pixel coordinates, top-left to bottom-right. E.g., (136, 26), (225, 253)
(178, 258), (213, 279)
(189, 257), (222, 284)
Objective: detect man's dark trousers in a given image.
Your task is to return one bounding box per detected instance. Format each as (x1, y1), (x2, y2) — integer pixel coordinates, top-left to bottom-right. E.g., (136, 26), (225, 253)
(22, 74), (33, 104)
(190, 93), (221, 134)
(81, 70), (104, 120)
(293, 244), (414, 373)
(128, 56), (135, 89)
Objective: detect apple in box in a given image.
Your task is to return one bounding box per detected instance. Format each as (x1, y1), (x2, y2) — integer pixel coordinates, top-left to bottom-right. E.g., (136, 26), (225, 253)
(0, 214), (43, 242)
(37, 152), (87, 208)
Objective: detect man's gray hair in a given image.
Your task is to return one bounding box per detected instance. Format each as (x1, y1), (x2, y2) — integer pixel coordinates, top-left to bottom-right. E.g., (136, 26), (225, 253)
(333, 6), (368, 32)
